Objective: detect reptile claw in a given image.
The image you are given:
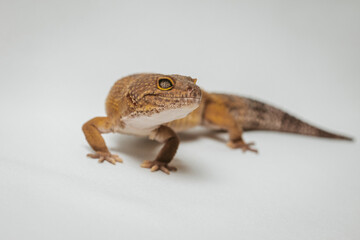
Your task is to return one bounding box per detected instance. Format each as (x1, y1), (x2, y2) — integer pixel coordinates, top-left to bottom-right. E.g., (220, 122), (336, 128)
(151, 165), (159, 172)
(227, 140), (258, 153)
(87, 152), (123, 164)
(141, 160), (177, 175)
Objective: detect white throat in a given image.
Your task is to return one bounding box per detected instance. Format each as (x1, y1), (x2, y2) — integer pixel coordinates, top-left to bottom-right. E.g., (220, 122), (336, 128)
(117, 105), (198, 136)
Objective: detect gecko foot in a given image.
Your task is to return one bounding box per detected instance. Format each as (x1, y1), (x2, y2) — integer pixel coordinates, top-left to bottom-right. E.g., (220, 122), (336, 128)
(227, 140), (258, 153)
(87, 151), (123, 165)
(140, 160), (177, 175)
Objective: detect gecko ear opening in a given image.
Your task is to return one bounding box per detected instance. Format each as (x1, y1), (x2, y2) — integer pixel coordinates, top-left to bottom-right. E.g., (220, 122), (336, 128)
(157, 77), (174, 91)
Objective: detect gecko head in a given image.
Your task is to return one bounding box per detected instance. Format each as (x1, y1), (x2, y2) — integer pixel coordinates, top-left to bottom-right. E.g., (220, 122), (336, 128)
(127, 74), (202, 120)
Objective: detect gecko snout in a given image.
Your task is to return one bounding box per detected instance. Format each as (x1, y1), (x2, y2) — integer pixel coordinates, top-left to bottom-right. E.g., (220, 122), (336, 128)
(186, 85), (201, 99)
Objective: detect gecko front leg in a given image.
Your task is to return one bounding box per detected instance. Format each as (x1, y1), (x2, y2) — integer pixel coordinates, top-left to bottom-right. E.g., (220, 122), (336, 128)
(82, 117), (123, 164)
(141, 125), (179, 175)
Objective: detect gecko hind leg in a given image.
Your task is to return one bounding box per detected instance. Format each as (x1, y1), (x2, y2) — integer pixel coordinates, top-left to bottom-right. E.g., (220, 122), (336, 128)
(227, 127), (258, 153)
(202, 96), (258, 154)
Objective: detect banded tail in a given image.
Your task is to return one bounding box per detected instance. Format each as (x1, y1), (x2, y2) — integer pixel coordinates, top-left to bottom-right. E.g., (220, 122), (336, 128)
(241, 97), (353, 141)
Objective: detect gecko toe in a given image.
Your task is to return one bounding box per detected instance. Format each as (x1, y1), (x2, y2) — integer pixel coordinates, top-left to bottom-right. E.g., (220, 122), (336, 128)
(113, 155), (123, 163)
(160, 166), (170, 175)
(98, 156), (105, 163)
(140, 160), (153, 168)
(87, 151), (123, 165)
(141, 160), (176, 175)
(151, 165), (159, 172)
(87, 153), (99, 159)
(227, 140), (259, 154)
(167, 166), (177, 171)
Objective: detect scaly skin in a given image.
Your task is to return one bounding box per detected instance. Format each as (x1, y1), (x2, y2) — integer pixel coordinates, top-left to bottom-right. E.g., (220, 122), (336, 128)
(82, 73), (352, 174)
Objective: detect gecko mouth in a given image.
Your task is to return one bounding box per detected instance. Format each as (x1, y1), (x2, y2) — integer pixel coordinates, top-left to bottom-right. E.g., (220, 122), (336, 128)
(144, 92), (201, 101)
(148, 94), (201, 103)
(157, 96), (200, 101)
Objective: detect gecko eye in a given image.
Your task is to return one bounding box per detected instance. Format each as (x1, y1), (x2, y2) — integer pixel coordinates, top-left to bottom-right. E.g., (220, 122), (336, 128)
(157, 77), (174, 90)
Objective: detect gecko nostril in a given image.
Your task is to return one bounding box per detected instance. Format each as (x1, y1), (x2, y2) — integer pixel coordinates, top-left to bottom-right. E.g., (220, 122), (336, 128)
(187, 86), (193, 95)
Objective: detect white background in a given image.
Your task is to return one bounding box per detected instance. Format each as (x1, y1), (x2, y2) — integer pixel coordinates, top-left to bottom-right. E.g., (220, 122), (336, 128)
(1, 0), (359, 239)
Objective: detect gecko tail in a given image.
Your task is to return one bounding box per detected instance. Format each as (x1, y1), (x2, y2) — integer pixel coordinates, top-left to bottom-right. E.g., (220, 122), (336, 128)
(242, 98), (353, 141)
(270, 112), (353, 141)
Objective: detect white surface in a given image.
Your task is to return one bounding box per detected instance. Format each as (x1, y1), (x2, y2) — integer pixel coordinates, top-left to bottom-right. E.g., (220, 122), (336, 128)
(1, 0), (360, 239)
